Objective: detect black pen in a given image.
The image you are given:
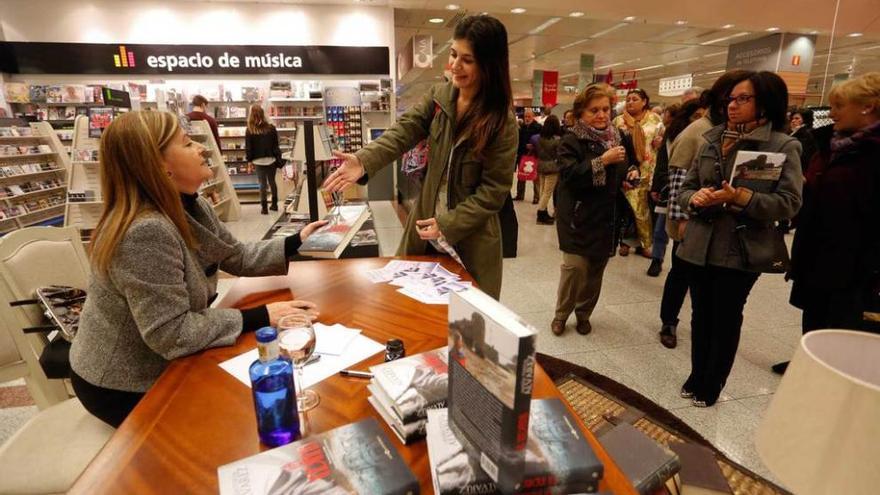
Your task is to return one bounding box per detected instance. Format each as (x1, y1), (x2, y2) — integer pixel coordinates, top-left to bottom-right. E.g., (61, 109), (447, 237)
(340, 369), (373, 378)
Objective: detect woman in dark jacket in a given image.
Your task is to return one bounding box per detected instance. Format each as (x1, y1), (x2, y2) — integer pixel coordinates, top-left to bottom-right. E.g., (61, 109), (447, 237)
(551, 83), (639, 336)
(536, 114), (562, 224)
(775, 72), (880, 374)
(677, 71), (803, 406)
(245, 104), (282, 214)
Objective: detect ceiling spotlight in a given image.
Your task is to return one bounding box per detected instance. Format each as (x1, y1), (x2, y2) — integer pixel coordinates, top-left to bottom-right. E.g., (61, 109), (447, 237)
(722, 24), (735, 29)
(809, 30), (819, 35)
(513, 78), (520, 81)
(675, 20), (688, 26)
(766, 27), (780, 32)
(445, 4), (460, 10)
(570, 12), (585, 17)
(510, 7), (527, 14)
(623, 16), (636, 22)
(847, 32), (864, 37)
(429, 18), (444, 24)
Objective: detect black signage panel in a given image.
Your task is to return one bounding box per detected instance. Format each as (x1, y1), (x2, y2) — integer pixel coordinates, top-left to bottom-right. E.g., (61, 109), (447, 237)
(0, 42), (390, 75)
(102, 87), (131, 108)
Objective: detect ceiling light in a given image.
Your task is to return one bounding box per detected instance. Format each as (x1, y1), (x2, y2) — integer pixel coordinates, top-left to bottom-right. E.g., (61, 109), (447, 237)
(596, 62), (624, 70)
(809, 30), (819, 35)
(560, 38), (590, 50)
(511, 8), (527, 14)
(705, 69), (726, 75)
(569, 12), (585, 18)
(766, 27), (780, 32)
(590, 22), (629, 39)
(513, 78), (520, 81)
(623, 16), (636, 22)
(445, 4), (459, 10)
(429, 18), (444, 24)
(700, 31), (750, 45)
(635, 64), (664, 71)
(702, 51), (727, 58)
(847, 32), (863, 37)
(722, 24), (735, 29)
(666, 57), (698, 66)
(675, 20), (688, 26)
(528, 17), (561, 35)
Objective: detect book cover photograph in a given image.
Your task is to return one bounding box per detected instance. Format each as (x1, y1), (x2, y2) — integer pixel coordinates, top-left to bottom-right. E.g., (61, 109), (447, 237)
(426, 400), (603, 495)
(298, 204), (370, 259)
(62, 84), (86, 103)
(370, 347), (449, 422)
(217, 418), (419, 495)
(447, 288), (538, 492)
(4, 83), (29, 103)
(729, 151), (786, 193)
(46, 86), (63, 103)
(28, 85), (47, 103)
(88, 108), (114, 138)
(599, 423), (681, 495)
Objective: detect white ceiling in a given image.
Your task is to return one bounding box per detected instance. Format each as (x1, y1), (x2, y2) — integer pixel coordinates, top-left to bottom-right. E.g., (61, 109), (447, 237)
(392, 0), (880, 106)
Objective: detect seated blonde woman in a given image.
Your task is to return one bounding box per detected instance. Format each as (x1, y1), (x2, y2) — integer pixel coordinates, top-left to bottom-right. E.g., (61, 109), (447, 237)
(69, 111), (325, 427)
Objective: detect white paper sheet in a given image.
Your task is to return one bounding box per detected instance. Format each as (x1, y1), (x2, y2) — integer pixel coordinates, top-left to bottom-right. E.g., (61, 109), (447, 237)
(219, 334), (384, 390)
(313, 323), (361, 356)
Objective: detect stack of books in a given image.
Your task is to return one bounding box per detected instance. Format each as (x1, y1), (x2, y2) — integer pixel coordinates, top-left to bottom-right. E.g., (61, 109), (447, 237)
(367, 346), (449, 444)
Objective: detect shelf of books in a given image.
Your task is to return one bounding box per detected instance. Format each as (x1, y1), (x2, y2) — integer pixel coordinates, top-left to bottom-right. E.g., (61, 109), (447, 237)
(189, 119), (241, 221)
(64, 115), (103, 241)
(4, 83), (107, 129)
(0, 121), (71, 236)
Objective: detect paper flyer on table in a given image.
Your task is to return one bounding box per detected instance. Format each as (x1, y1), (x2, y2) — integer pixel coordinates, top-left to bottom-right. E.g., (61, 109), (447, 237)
(364, 260), (471, 305)
(219, 333), (384, 389)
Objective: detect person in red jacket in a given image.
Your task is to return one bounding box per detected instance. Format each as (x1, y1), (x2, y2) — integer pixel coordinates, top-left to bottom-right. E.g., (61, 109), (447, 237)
(186, 95), (221, 145)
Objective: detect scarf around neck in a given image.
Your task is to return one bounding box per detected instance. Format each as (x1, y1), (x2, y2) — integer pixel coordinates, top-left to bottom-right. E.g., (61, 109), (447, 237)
(830, 120), (880, 162)
(721, 119), (767, 158)
(571, 120), (621, 151)
(622, 111), (648, 162)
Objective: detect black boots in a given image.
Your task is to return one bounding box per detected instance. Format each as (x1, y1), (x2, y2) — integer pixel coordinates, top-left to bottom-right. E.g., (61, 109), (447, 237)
(647, 259), (662, 277)
(660, 324), (677, 349)
(537, 210), (554, 225)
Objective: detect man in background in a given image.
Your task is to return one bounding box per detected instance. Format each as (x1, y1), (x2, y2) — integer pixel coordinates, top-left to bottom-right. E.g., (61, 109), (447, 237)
(514, 108), (542, 202)
(186, 95), (221, 145)
(680, 86), (704, 103)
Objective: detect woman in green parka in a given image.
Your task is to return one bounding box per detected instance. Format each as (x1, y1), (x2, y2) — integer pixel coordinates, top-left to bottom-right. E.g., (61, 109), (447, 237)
(324, 15), (517, 299)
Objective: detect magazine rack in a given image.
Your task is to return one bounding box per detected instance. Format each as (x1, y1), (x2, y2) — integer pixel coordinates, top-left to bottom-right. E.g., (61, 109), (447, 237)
(189, 120), (241, 221)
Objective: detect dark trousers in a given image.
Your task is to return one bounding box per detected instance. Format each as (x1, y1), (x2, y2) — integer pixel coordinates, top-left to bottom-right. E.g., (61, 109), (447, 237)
(71, 370), (144, 428)
(515, 179), (539, 200)
(660, 242), (690, 326)
(685, 264), (759, 403)
(256, 165), (278, 210)
(499, 194), (518, 258)
(799, 287), (866, 334)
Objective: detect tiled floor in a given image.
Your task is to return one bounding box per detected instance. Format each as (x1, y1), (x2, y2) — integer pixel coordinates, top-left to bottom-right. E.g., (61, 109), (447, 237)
(1, 197), (798, 486)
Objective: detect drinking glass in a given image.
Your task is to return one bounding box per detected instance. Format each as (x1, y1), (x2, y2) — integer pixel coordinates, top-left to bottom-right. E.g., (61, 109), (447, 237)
(277, 314), (320, 411)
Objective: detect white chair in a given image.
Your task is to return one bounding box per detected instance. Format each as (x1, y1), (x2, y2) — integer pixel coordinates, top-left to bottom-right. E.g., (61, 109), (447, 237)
(0, 226), (89, 408)
(0, 226), (114, 494)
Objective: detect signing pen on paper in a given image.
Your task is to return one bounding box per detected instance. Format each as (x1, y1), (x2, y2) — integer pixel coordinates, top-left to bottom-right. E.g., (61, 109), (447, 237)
(340, 369), (373, 378)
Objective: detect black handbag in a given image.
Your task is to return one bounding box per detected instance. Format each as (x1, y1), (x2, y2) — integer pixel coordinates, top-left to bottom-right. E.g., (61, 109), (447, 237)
(735, 223), (790, 273)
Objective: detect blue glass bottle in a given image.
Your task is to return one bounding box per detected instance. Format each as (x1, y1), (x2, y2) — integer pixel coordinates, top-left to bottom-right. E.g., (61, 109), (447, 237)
(249, 327), (299, 447)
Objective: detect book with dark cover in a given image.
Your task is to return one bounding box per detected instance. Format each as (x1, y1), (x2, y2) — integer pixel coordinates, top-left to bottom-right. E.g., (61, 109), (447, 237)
(447, 288), (538, 493)
(297, 204), (370, 259)
(426, 400), (603, 495)
(599, 423), (681, 495)
(729, 151), (786, 193)
(217, 418), (419, 495)
(28, 85), (47, 103)
(369, 346), (449, 424)
(368, 393), (428, 445)
(668, 443), (731, 495)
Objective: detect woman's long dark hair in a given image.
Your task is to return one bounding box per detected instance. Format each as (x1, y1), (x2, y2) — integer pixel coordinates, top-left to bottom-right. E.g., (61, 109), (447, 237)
(665, 100), (703, 143)
(453, 15), (513, 159)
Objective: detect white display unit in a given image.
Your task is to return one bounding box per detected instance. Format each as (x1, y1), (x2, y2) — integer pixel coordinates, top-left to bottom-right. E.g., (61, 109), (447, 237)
(0, 121), (71, 236)
(63, 115), (103, 240)
(189, 119), (241, 221)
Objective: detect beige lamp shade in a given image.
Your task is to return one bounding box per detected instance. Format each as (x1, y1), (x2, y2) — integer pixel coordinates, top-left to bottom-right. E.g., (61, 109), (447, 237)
(756, 330), (880, 495)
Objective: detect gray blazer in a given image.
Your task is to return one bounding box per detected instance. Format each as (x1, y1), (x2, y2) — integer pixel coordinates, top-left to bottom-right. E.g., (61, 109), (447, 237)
(676, 123), (803, 271)
(70, 198), (288, 393)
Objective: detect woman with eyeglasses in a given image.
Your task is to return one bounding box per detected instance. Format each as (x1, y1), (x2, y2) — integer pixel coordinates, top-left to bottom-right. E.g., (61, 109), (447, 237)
(676, 71), (803, 407)
(613, 88), (664, 258)
(69, 111), (326, 427)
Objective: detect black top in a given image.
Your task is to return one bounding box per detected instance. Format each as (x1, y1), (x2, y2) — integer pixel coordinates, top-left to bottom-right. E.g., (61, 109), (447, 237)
(245, 125), (282, 164)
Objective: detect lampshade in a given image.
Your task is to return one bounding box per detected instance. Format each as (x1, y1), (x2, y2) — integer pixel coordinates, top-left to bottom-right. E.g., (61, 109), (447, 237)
(755, 330), (880, 495)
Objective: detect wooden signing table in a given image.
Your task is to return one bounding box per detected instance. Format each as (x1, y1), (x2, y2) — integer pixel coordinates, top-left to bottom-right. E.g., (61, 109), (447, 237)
(69, 257), (636, 495)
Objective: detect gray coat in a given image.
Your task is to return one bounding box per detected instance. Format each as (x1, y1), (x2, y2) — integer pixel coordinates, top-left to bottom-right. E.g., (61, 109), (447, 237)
(70, 198), (288, 392)
(676, 123), (803, 271)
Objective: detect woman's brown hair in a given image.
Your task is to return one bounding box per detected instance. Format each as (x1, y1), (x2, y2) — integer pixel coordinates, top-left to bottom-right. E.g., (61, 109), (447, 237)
(90, 111), (196, 275)
(452, 15), (513, 160)
(247, 104), (271, 134)
(572, 83), (616, 119)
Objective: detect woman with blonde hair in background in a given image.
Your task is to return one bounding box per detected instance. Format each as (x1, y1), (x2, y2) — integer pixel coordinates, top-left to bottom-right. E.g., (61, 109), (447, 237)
(613, 88), (664, 258)
(245, 104), (282, 214)
(69, 111), (325, 427)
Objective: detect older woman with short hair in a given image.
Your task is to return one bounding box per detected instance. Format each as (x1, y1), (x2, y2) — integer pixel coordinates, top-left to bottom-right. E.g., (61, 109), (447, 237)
(550, 83), (639, 336)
